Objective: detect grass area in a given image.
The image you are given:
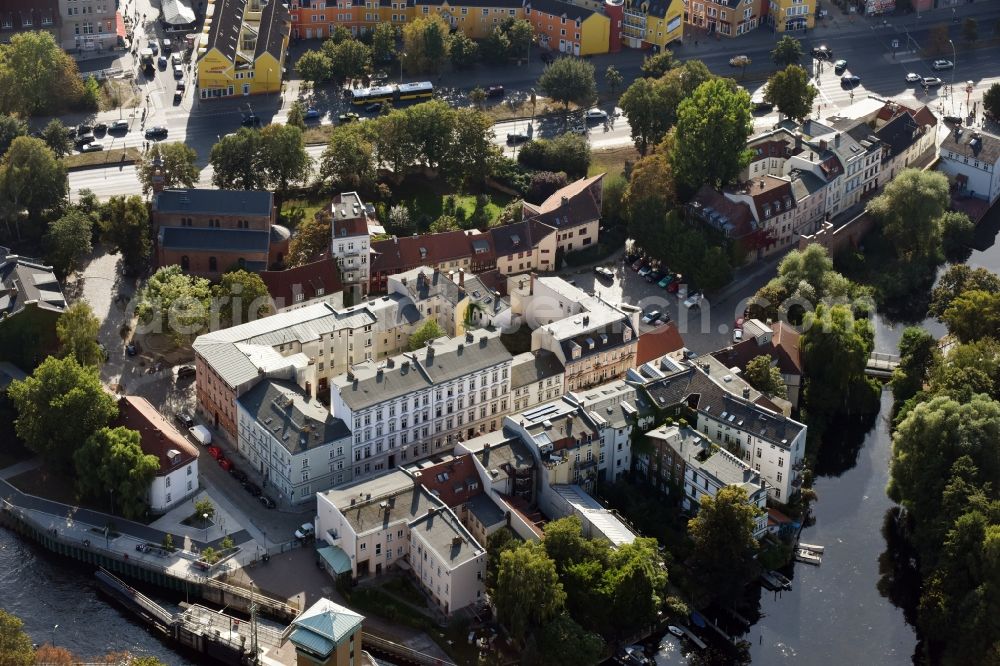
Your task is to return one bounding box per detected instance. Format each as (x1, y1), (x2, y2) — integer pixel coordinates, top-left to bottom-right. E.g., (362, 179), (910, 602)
(99, 79), (140, 112)
(347, 586), (436, 632)
(382, 576), (428, 607)
(588, 145), (639, 181)
(392, 177), (513, 231)
(64, 146), (142, 170)
(279, 196), (328, 230)
(481, 97), (579, 123)
(302, 124), (336, 146)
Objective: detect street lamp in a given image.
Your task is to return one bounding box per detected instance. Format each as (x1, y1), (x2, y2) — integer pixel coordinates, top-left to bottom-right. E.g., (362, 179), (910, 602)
(966, 80), (974, 118)
(399, 52), (406, 83)
(948, 39), (957, 114)
(202, 512), (209, 544)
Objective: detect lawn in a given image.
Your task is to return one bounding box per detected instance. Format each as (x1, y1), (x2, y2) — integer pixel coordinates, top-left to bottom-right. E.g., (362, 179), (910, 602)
(64, 146), (142, 170)
(302, 124), (336, 146)
(481, 96), (580, 123)
(392, 177), (513, 231)
(382, 576), (428, 607)
(279, 196), (328, 230)
(588, 145), (639, 181)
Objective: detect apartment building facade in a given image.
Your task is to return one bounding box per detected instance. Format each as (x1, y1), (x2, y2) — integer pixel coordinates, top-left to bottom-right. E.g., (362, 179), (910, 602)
(683, 0), (766, 37)
(58, 0), (119, 53)
(329, 192), (372, 300)
(196, 0), (290, 98)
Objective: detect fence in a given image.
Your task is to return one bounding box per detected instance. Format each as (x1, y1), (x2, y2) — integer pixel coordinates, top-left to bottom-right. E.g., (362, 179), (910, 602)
(362, 632), (457, 666)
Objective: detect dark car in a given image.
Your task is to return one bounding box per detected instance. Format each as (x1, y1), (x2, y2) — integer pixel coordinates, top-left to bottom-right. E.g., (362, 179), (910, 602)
(74, 133), (95, 147)
(109, 120), (129, 133)
(125, 341), (138, 356)
(506, 132), (529, 144)
(833, 59), (847, 75)
(176, 365), (196, 380)
(594, 266), (614, 280)
(811, 46), (833, 61)
(486, 85), (505, 98)
(540, 52), (554, 64)
(943, 115), (963, 125)
(241, 114), (262, 128)
(144, 126), (168, 140)
(231, 469), (249, 483)
(244, 482), (263, 497)
(259, 495), (277, 509)
(840, 75), (862, 88)
(94, 122), (108, 134)
(646, 270), (663, 284)
(76, 124), (93, 135)
(176, 411), (195, 429)
(364, 102), (382, 113)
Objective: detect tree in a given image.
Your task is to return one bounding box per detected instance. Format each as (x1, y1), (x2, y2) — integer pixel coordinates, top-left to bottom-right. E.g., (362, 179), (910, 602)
(210, 128), (265, 190)
(287, 212), (332, 267)
(527, 171), (568, 204)
(495, 542), (566, 645)
(518, 133), (590, 178)
(640, 51), (675, 78)
(0, 31), (85, 116)
(449, 31), (478, 68)
(0, 609), (34, 666)
(430, 215), (460, 232)
(45, 208), (93, 276)
(469, 86), (487, 108)
(688, 486), (760, 603)
(940, 210), (974, 262)
(771, 35), (803, 67)
(7, 355), (117, 470)
(670, 79), (752, 192)
(443, 108), (497, 188)
(286, 100), (306, 130)
(983, 82), (1000, 121)
(137, 142), (200, 195)
(963, 17), (978, 44)
(941, 290), (1000, 343)
(868, 169), (950, 262)
(408, 318), (445, 351)
(624, 142), (675, 227)
(743, 355), (787, 399)
(372, 22), (397, 63)
(538, 57), (597, 111)
(536, 614), (604, 666)
(370, 111), (419, 180)
(323, 38), (372, 82)
(56, 302), (102, 367)
(764, 65), (817, 121)
(215, 270), (272, 327)
(605, 65), (624, 98)
(295, 49), (332, 83)
(481, 28), (512, 65)
(0, 114), (26, 156)
(136, 265), (213, 344)
(388, 204), (413, 234)
(889, 327), (938, 406)
(619, 77), (669, 156)
(929, 265), (1000, 319)
(195, 497), (216, 521)
(41, 119), (72, 158)
(80, 76), (100, 111)
(259, 124), (311, 192)
(319, 123), (376, 190)
(0, 136), (67, 234)
(32, 645), (74, 665)
(74, 427), (159, 519)
(928, 24), (950, 56)
(606, 538), (668, 632)
(406, 100), (456, 171)
(697, 245), (732, 292)
(100, 195), (151, 271)
(402, 16), (451, 74)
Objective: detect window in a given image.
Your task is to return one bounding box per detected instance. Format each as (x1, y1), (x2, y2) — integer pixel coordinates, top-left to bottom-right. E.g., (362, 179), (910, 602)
(208, 257), (218, 272)
(360, 543), (367, 551)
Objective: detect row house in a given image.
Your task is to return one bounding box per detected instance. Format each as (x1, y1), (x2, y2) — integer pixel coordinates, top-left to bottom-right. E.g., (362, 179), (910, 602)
(370, 230), (495, 294)
(765, 0), (814, 33)
(387, 266), (513, 338)
(524, 0), (610, 56)
(329, 192), (374, 301)
(724, 175), (798, 253)
(640, 424), (768, 537)
(314, 469), (487, 614)
(521, 173), (604, 254)
(568, 378), (653, 483)
(938, 126), (1000, 212)
(409, 454), (508, 547)
(236, 379), (352, 502)
(683, 0), (765, 38)
(510, 350), (565, 413)
(192, 297), (418, 437)
(58, 0), (120, 54)
(329, 329), (514, 483)
(712, 318), (803, 409)
(618, 0), (684, 53)
(1, 1), (60, 46)
(874, 106), (937, 189)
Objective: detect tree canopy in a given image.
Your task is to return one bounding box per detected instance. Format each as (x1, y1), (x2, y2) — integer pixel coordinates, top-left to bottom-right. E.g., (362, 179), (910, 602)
(99, 195), (151, 272)
(771, 35), (803, 66)
(619, 60), (713, 155)
(402, 16), (452, 73)
(136, 265), (213, 344)
(215, 270), (272, 327)
(537, 57), (597, 110)
(495, 541), (567, 645)
(137, 142), (200, 195)
(867, 169), (950, 262)
(517, 133), (590, 178)
(984, 82), (1000, 121)
(0, 609), (34, 666)
(929, 265), (1000, 319)
(408, 318), (446, 351)
(0, 136), (67, 234)
(764, 64), (817, 120)
(743, 355), (787, 399)
(319, 123), (376, 190)
(56, 302), (103, 368)
(287, 212), (332, 268)
(45, 208), (93, 276)
(74, 426), (159, 519)
(0, 31), (86, 116)
(688, 485), (760, 603)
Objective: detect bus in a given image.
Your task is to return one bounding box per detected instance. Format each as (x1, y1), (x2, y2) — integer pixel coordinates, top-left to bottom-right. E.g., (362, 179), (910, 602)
(397, 81), (434, 101)
(350, 81), (435, 106)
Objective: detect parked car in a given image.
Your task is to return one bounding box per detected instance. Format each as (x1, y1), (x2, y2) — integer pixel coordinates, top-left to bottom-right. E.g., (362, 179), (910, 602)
(174, 83), (185, 103)
(585, 108), (608, 121)
(921, 76), (943, 88)
(176, 365), (196, 380)
(294, 523), (314, 540)
(173, 65), (184, 79)
(148, 41), (159, 55)
(840, 75), (862, 88)
(834, 59), (848, 75)
(631, 259), (646, 272)
(157, 55), (168, 69)
(905, 72), (922, 83)
(540, 52), (554, 64)
(207, 446), (222, 460)
(646, 270), (663, 283)
(364, 102), (382, 113)
(162, 38), (172, 53)
(486, 85), (505, 98)
(259, 495), (277, 509)
(657, 274), (675, 289)
(624, 252), (640, 264)
(683, 293), (703, 309)
(145, 126), (168, 140)
(176, 411), (195, 429)
(337, 112), (359, 124)
(125, 341), (138, 356)
(638, 265), (653, 278)
(76, 124), (92, 135)
(733, 328), (744, 342)
(729, 55), (750, 67)
(241, 114), (262, 128)
(245, 482), (263, 497)
(218, 457), (233, 472)
(75, 133), (95, 147)
(943, 115), (963, 125)
(811, 46), (833, 60)
(594, 266), (614, 280)
(93, 122), (107, 134)
(506, 132), (529, 144)
(109, 120), (129, 133)
(641, 310), (662, 324)
(931, 59), (954, 71)
(80, 142), (104, 152)
(171, 53), (183, 66)
(666, 280), (681, 293)
(304, 107), (321, 119)
(231, 469), (249, 483)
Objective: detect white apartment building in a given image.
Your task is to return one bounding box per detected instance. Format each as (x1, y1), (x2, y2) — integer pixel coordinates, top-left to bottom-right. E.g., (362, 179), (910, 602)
(329, 330), (514, 482)
(569, 379), (652, 483)
(938, 126), (1000, 207)
(330, 192), (373, 300)
(236, 379), (352, 502)
(510, 350), (565, 413)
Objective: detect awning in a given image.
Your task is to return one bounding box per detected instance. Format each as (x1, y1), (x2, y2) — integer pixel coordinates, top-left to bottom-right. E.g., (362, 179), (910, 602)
(115, 12), (126, 38)
(316, 546), (352, 575)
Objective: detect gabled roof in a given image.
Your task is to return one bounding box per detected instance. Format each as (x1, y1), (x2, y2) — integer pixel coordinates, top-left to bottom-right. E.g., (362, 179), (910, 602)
(159, 227), (271, 253)
(371, 230), (484, 277)
(154, 189), (274, 217)
(112, 396), (199, 476)
(635, 325), (684, 366)
(200, 0), (247, 64)
(412, 454), (483, 508)
(260, 255), (343, 309)
(940, 127), (1000, 166)
(415, 0), (521, 6)
(255, 0), (290, 61)
(728, 175), (796, 222)
(0, 254), (66, 316)
(289, 599), (364, 658)
(511, 350), (565, 389)
(690, 186), (757, 238)
(237, 379), (351, 453)
(876, 112), (921, 162)
(489, 220), (554, 258)
(524, 0), (595, 22)
(522, 174), (603, 229)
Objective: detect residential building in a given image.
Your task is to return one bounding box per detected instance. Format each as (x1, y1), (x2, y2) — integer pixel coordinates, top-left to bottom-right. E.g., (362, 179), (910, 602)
(57, 0), (118, 53)
(618, 0), (684, 52)
(938, 127), (1000, 210)
(369, 230), (495, 294)
(684, 0), (766, 37)
(1, 1), (59, 45)
(640, 355), (807, 502)
(387, 266), (513, 336)
(193, 297), (418, 437)
(724, 175), (799, 253)
(0, 251), (67, 368)
(329, 192), (373, 300)
(112, 395), (200, 514)
(765, 0), (814, 33)
(315, 470), (487, 614)
(687, 186), (768, 259)
(635, 326), (685, 367)
(873, 103), (937, 189)
(546, 483), (638, 545)
(287, 598), (364, 666)
(712, 319), (803, 409)
(457, 431), (538, 508)
(196, 0), (291, 99)
(830, 116), (885, 201)
(414, 0), (524, 39)
(510, 350), (565, 413)
(235, 379), (352, 503)
(641, 423), (768, 537)
(409, 454), (507, 546)
(570, 378), (653, 482)
(329, 329), (514, 482)
(260, 255), (343, 311)
(491, 220), (559, 276)
(522, 173), (604, 254)
(517, 275), (638, 391)
(151, 185), (289, 276)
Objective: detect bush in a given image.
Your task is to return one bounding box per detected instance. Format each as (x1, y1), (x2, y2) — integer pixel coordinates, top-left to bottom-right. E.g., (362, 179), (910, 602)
(517, 133), (590, 178)
(526, 171), (568, 204)
(162, 533), (175, 551)
(201, 547), (220, 564)
(221, 535), (235, 550)
(490, 156), (531, 195)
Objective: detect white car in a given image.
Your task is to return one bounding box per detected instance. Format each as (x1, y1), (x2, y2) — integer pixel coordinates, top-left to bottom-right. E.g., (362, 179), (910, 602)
(683, 293), (703, 309)
(931, 59), (953, 71)
(171, 53), (183, 66)
(294, 522), (314, 539)
(641, 310), (662, 324)
(905, 72), (921, 83)
(733, 328), (744, 342)
(585, 108), (608, 121)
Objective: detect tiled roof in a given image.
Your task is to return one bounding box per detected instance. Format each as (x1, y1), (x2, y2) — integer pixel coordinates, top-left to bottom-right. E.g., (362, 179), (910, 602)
(201, 0), (247, 64)
(112, 396), (199, 476)
(525, 0), (595, 22)
(635, 325), (684, 366)
(690, 185), (757, 238)
(237, 379), (351, 453)
(522, 174), (603, 229)
(260, 255), (343, 309)
(489, 220), (554, 258)
(510, 350), (564, 389)
(255, 0), (290, 61)
(371, 230), (484, 277)
(940, 127), (1000, 166)
(159, 227), (271, 252)
(412, 454), (483, 508)
(154, 189), (274, 217)
(729, 175), (796, 221)
(876, 113), (920, 162)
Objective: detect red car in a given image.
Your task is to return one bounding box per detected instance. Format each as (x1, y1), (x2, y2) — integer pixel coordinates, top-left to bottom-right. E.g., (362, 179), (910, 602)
(218, 457), (233, 471)
(207, 446), (222, 460)
(666, 281), (680, 293)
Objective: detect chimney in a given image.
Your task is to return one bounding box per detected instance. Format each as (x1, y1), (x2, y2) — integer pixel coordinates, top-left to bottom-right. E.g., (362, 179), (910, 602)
(561, 196), (569, 208)
(458, 269), (465, 287)
(794, 132), (802, 152)
(819, 139), (828, 151)
(347, 370), (355, 381)
(582, 315), (589, 326)
(835, 133), (841, 148)
(417, 272), (426, 289)
(466, 331), (474, 343)
(742, 387), (751, 399)
(452, 536), (463, 547)
(376, 367), (384, 380)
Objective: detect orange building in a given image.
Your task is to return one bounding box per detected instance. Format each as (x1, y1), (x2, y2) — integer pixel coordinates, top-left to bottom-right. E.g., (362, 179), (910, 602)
(524, 0), (609, 55)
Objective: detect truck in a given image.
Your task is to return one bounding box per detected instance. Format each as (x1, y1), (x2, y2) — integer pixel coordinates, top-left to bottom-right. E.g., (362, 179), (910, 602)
(139, 48), (155, 75)
(189, 425), (212, 446)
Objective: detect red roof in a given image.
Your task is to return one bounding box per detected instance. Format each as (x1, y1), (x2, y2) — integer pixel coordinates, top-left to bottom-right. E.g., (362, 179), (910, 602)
(413, 454), (483, 508)
(260, 255), (342, 309)
(522, 174), (603, 229)
(370, 230), (482, 278)
(635, 325), (685, 366)
(770, 321), (802, 375)
(692, 185), (757, 239)
(112, 396), (199, 476)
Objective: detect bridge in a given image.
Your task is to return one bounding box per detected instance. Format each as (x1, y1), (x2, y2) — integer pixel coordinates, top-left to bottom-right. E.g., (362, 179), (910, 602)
(866, 352), (900, 379)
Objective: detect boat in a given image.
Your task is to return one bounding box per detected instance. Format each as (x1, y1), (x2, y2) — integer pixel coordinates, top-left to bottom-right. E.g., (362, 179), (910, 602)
(668, 625), (685, 637)
(759, 570), (783, 590)
(616, 644), (653, 666)
(770, 570), (793, 590)
(795, 548), (822, 565)
(798, 542), (825, 553)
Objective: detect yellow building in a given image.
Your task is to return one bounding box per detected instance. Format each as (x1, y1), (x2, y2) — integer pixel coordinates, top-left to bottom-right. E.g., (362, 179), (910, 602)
(525, 0), (610, 56)
(619, 0), (683, 51)
(197, 0), (290, 99)
(415, 0), (526, 40)
(767, 0), (813, 32)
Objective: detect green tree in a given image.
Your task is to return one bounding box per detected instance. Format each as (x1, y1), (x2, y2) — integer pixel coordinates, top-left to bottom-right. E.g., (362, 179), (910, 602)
(74, 426), (159, 519)
(7, 355), (117, 470)
(286, 100), (306, 130)
(889, 327), (938, 407)
(329, 25), (353, 45)
(402, 15), (451, 74)
(323, 38), (372, 82)
(495, 542), (566, 645)
(0, 136), (67, 236)
(287, 212), (332, 268)
(670, 79), (752, 192)
(449, 31), (478, 68)
(406, 100), (456, 170)
(536, 614), (604, 666)
(867, 169), (950, 262)
(764, 64), (817, 121)
(506, 19), (534, 60)
(370, 110), (419, 180)
(372, 22), (397, 63)
(136, 265), (213, 345)
(56, 302), (102, 367)
(429, 215), (460, 232)
(538, 57), (597, 111)
(688, 485), (760, 603)
(469, 86), (487, 108)
(771, 35), (803, 67)
(624, 136), (676, 223)
(194, 497), (216, 521)
(605, 65), (624, 98)
(319, 123), (376, 190)
(408, 318), (445, 351)
(210, 128), (265, 190)
(0, 113), (27, 156)
(100, 195), (151, 272)
(41, 119), (72, 158)
(743, 355), (787, 399)
(443, 107), (498, 187)
(80, 76), (100, 111)
(485, 527), (520, 592)
(929, 265), (1000, 319)
(481, 28), (512, 65)
(618, 77), (669, 156)
(137, 142), (200, 195)
(640, 51), (675, 78)
(941, 290), (1000, 343)
(606, 538), (668, 632)
(215, 270), (272, 327)
(45, 208), (93, 276)
(259, 124), (311, 192)
(983, 82), (1000, 121)
(518, 132), (590, 178)
(940, 210), (974, 261)
(295, 49), (332, 83)
(0, 609), (34, 666)
(696, 245), (732, 293)
(0, 31), (85, 115)
(963, 17), (978, 44)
